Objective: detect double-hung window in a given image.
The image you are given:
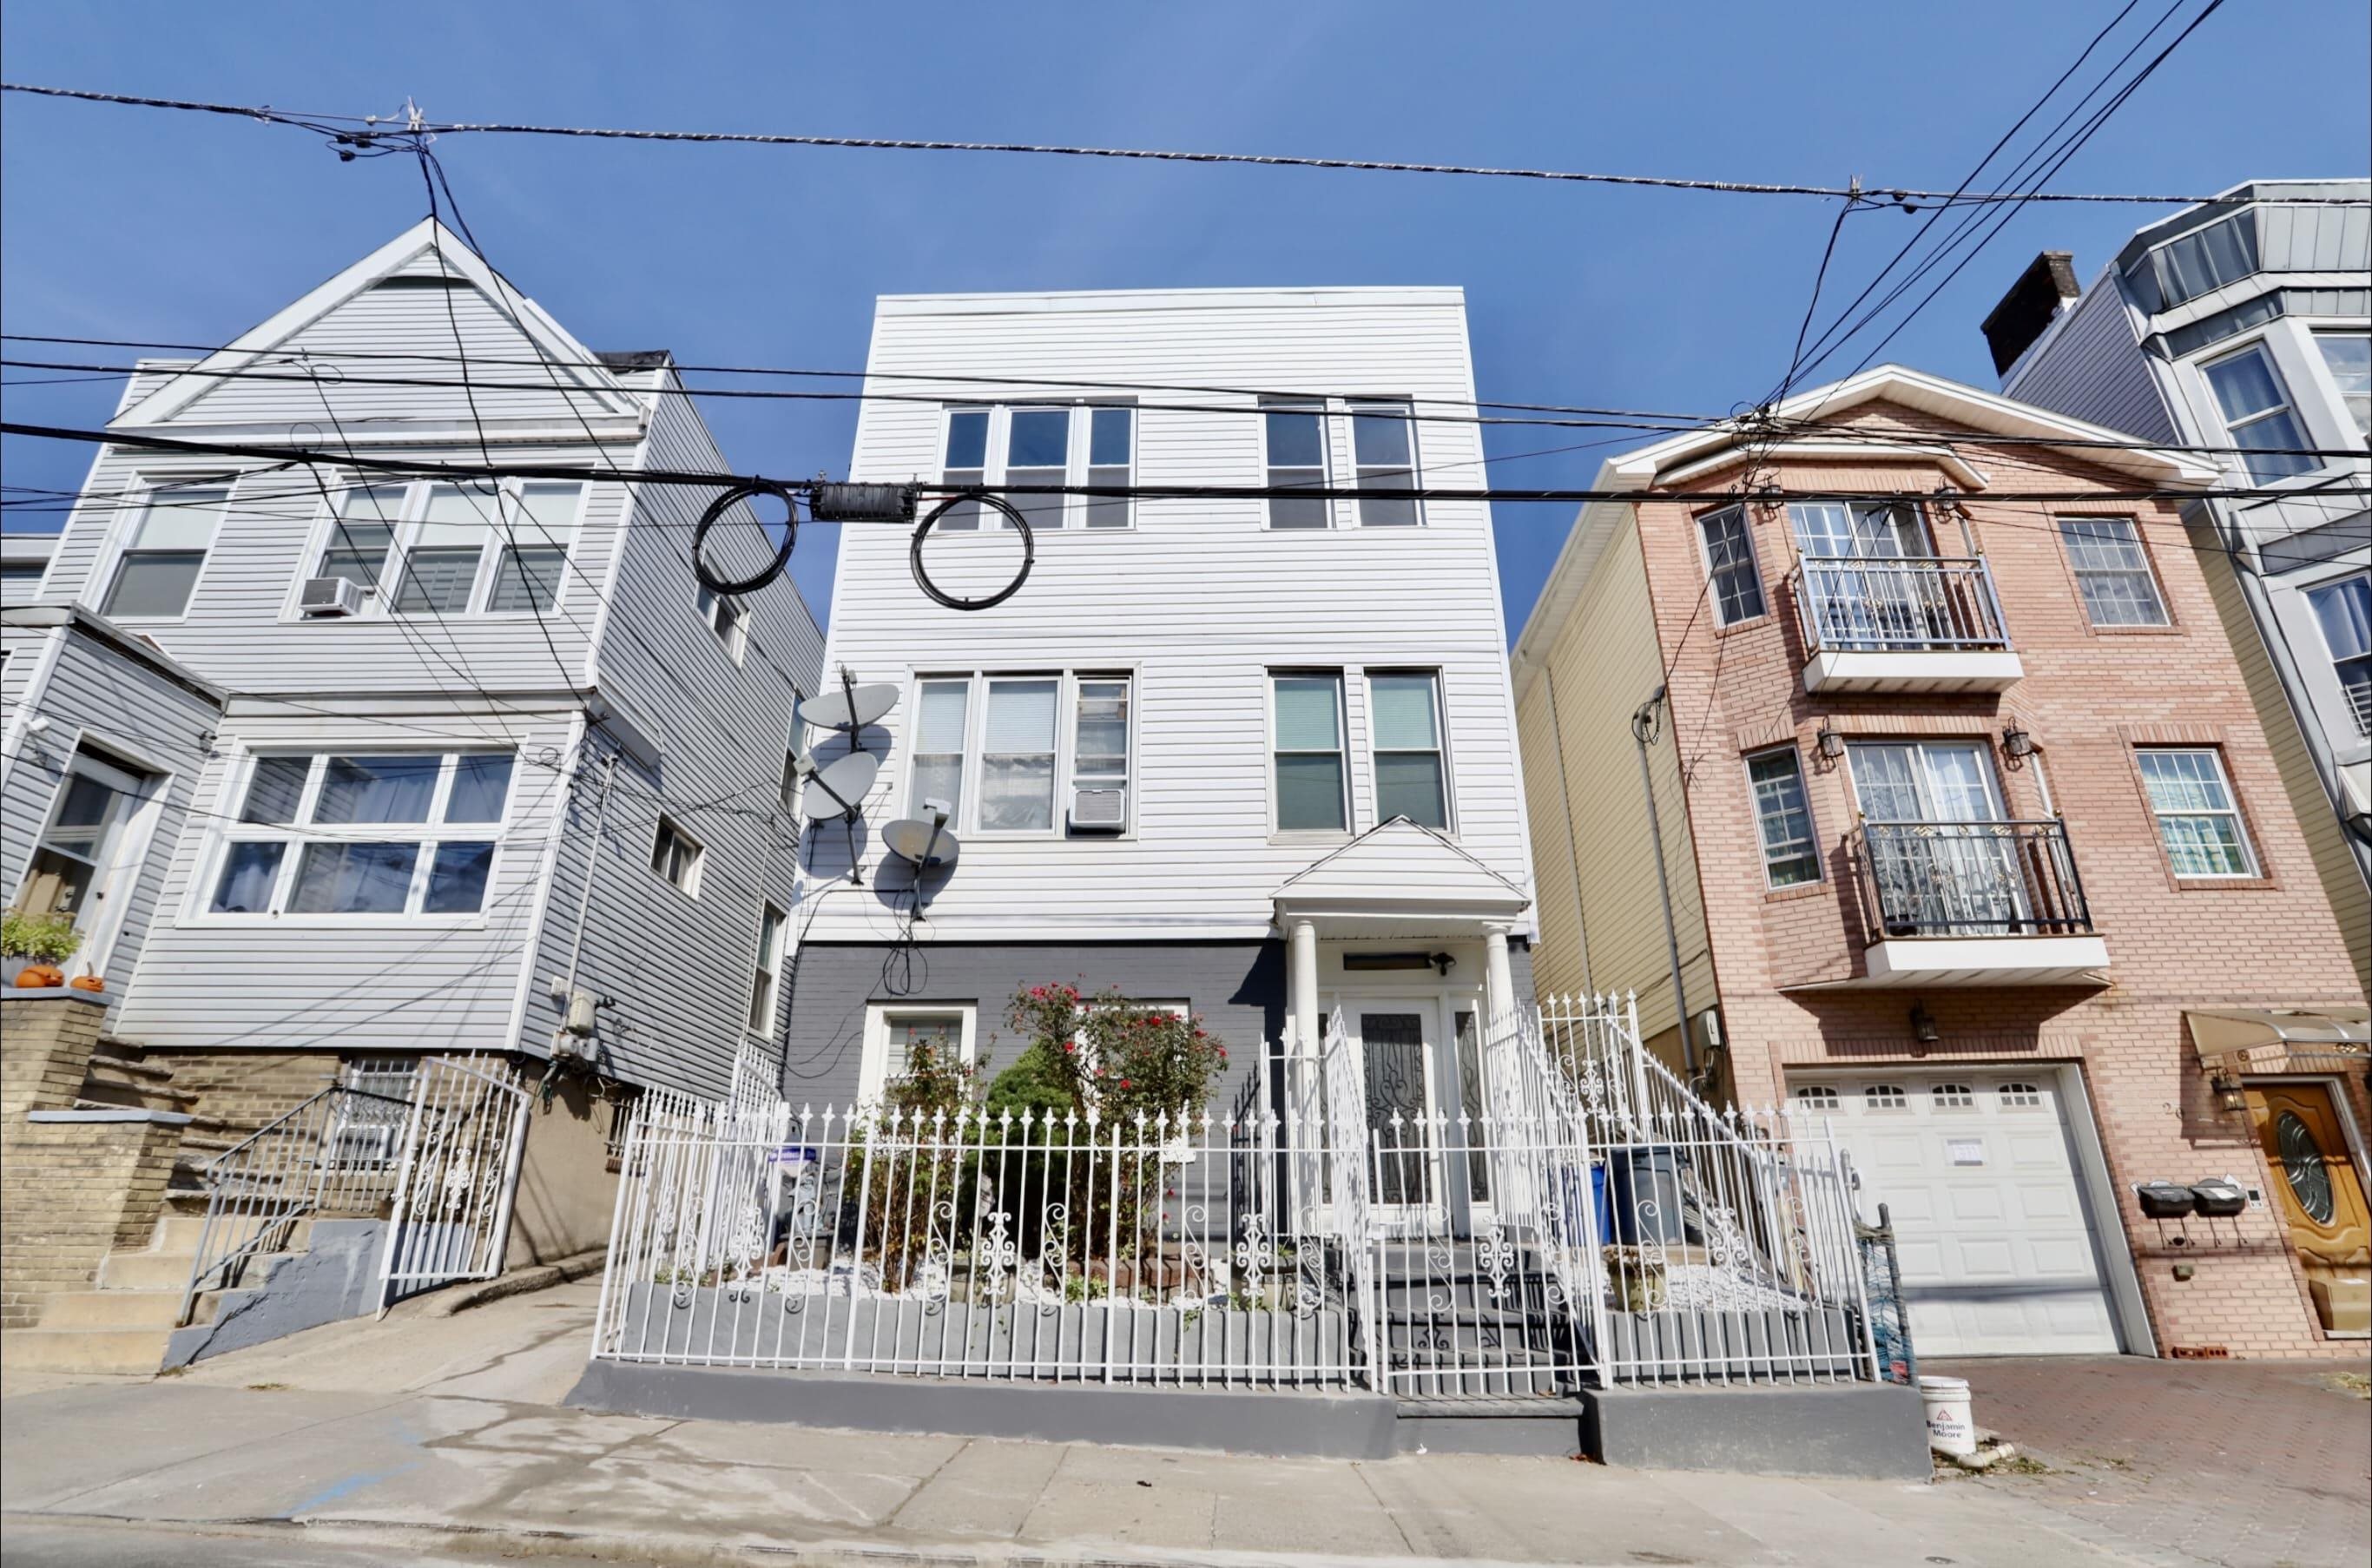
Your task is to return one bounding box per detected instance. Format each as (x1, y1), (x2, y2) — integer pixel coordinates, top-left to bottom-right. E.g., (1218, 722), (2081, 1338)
(979, 677), (1060, 831)
(1004, 408), (1071, 534)
(1697, 505), (1768, 625)
(697, 586), (747, 662)
(395, 484), (494, 615)
(1746, 748), (1820, 887)
(934, 403), (1139, 533)
(2305, 574), (2371, 736)
(910, 679), (972, 819)
(2314, 332), (2370, 438)
(860, 1004), (978, 1104)
(1350, 400), (1420, 526)
(1262, 398), (1330, 529)
(487, 483), (581, 612)
(1369, 672), (1447, 829)
(316, 485), (403, 592)
(1071, 677), (1131, 827)
(779, 700), (808, 814)
(104, 482), (230, 618)
(907, 673), (1132, 836)
(2135, 748), (2257, 877)
(2059, 517), (2170, 627)
(2203, 345), (2316, 483)
(1272, 673), (1348, 833)
(208, 751), (512, 919)
(318, 478), (584, 617)
(747, 903), (787, 1036)
(1083, 406), (1134, 530)
(939, 407), (991, 532)
(649, 816), (703, 895)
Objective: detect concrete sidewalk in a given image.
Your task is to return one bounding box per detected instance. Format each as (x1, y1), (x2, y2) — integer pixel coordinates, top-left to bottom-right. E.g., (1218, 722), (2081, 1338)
(0, 1283), (2257, 1565)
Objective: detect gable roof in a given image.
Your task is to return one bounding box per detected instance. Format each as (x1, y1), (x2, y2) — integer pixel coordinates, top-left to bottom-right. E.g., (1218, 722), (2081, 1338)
(1273, 816), (1531, 923)
(109, 218), (642, 434)
(1510, 363), (2222, 702)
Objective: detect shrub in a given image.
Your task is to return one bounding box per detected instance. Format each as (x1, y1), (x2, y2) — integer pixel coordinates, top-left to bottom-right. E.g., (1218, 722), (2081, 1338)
(1, 910), (82, 964)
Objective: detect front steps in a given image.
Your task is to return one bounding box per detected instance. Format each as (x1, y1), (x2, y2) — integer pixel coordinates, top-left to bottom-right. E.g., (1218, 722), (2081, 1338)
(3, 1206), (304, 1375)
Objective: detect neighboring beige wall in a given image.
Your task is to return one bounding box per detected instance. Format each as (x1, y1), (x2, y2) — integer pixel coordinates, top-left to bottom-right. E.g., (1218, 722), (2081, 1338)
(505, 1076), (620, 1267)
(2189, 518), (2372, 997)
(1514, 516), (1717, 1052)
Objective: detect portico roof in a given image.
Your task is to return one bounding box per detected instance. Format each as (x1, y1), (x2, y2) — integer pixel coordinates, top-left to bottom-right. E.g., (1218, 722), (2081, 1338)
(1272, 817), (1531, 932)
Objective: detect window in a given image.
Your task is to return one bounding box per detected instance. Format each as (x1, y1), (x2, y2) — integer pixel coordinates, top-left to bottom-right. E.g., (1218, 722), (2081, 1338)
(939, 407), (990, 531)
(1793, 1085), (1842, 1112)
(1696, 506), (1768, 625)
(2137, 748), (2257, 877)
(979, 677), (1059, 831)
(393, 484), (492, 615)
(859, 1003), (978, 1104)
(1847, 741), (2002, 823)
(649, 816), (703, 895)
(313, 479), (583, 616)
(1787, 500), (1931, 560)
(1746, 748), (1820, 887)
(1084, 407), (1134, 530)
(1350, 400), (1420, 526)
(1005, 407), (1070, 533)
(2, 558), (46, 605)
(747, 903), (787, 1036)
(1864, 1084), (1908, 1111)
(910, 678), (971, 818)
(1932, 1083), (1974, 1110)
(2150, 214), (2258, 307)
(2306, 574), (2370, 736)
(1262, 398), (1330, 529)
(2203, 346), (2316, 483)
(935, 403), (1139, 532)
(1072, 677), (1130, 827)
(697, 585), (747, 662)
(12, 748), (149, 927)
(1999, 1083), (2043, 1109)
(315, 485), (403, 591)
(104, 483), (228, 618)
(1273, 674), (1347, 833)
(207, 751), (511, 919)
(2316, 332), (2370, 438)
(487, 483), (581, 612)
(1370, 672), (1447, 828)
(779, 702), (808, 814)
(2058, 517), (2170, 627)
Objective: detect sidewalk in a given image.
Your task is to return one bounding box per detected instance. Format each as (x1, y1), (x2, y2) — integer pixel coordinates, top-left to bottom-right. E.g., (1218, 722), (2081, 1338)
(0, 1282), (2325, 1566)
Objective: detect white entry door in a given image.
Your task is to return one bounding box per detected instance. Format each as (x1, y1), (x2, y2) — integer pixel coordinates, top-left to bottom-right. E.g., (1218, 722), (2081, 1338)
(1793, 1068), (2121, 1357)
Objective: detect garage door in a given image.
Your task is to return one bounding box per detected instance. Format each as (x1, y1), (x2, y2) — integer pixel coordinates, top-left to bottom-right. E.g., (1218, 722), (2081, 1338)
(1790, 1069), (2121, 1357)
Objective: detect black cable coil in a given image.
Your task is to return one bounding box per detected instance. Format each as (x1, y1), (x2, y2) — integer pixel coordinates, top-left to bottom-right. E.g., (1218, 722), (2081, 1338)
(908, 492), (1034, 611)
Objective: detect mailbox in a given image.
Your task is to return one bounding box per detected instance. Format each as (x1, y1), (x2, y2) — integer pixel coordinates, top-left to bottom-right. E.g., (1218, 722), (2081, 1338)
(2190, 1177), (2247, 1218)
(2135, 1181), (2194, 1220)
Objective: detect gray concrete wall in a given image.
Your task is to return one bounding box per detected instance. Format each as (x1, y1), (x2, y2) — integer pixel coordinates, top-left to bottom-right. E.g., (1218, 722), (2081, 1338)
(1581, 1383), (1931, 1480)
(164, 1219), (385, 1369)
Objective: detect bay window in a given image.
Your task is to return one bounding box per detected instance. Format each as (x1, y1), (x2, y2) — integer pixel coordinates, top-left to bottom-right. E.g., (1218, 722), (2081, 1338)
(2203, 345), (2315, 484)
(208, 750), (513, 919)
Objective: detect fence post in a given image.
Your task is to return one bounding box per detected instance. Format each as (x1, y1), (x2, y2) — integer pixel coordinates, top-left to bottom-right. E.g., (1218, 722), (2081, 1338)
(482, 1089), (533, 1279)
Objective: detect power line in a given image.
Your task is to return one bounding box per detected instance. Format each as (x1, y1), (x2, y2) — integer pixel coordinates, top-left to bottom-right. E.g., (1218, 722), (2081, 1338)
(5, 82), (2362, 208)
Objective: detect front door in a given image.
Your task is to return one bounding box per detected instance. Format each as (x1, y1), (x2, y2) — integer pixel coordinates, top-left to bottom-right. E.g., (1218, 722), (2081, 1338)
(1349, 1007), (1442, 1220)
(2244, 1082), (2372, 1332)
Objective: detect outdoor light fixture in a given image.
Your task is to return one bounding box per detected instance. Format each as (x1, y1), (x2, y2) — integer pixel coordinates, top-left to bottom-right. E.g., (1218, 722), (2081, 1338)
(2002, 721), (2035, 760)
(1909, 1002), (1940, 1044)
(1815, 722), (1845, 761)
(2209, 1064), (2249, 1115)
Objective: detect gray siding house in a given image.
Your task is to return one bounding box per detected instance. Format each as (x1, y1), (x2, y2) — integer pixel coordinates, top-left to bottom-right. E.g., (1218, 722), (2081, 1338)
(1988, 181), (2372, 992)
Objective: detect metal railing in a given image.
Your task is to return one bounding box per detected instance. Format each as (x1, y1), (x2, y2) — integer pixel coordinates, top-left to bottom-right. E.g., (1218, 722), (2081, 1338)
(1852, 819), (2093, 941)
(2348, 678), (2372, 739)
(1789, 556), (2011, 655)
(376, 1056), (530, 1311)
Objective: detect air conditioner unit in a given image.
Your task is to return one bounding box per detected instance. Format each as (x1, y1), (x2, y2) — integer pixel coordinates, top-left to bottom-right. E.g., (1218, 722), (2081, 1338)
(1068, 785), (1127, 834)
(299, 576), (365, 617)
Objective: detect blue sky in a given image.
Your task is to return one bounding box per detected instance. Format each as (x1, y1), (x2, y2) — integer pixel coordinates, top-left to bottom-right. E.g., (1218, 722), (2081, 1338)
(3, 2), (2364, 636)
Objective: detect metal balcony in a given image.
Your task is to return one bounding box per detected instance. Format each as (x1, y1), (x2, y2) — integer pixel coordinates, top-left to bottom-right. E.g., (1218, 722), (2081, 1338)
(1790, 557), (2023, 694)
(1847, 820), (2108, 985)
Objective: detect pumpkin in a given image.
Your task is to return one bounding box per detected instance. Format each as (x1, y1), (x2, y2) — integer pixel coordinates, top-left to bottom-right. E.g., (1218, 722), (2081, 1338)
(16, 965), (64, 989)
(68, 974), (105, 994)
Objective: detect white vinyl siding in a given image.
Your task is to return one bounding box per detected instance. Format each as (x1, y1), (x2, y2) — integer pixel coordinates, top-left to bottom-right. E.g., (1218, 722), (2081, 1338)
(2136, 748), (2257, 877)
(2058, 517), (2170, 627)
(1696, 505), (1767, 625)
(103, 484), (228, 619)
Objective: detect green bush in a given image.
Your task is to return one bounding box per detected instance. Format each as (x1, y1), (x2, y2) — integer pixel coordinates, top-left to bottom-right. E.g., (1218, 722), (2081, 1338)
(1, 910), (82, 964)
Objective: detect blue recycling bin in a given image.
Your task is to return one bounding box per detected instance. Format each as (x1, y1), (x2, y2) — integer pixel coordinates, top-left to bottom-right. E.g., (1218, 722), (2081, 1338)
(1605, 1146), (1686, 1246)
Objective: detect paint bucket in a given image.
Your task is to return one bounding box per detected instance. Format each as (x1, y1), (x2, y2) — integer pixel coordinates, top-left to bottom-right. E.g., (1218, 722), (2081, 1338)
(1919, 1374), (1975, 1458)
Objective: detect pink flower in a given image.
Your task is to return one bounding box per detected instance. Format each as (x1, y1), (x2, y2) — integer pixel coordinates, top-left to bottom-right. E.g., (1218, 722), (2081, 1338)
(1063, 1042), (1076, 1054)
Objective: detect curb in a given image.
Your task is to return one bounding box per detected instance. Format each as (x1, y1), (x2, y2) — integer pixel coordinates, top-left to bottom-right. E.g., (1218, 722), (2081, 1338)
(425, 1248), (609, 1316)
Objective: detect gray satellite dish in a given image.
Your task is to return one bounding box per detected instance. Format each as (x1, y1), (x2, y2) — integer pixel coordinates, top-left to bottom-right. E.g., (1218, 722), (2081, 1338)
(882, 816), (959, 870)
(800, 682), (898, 733)
(799, 750), (880, 820)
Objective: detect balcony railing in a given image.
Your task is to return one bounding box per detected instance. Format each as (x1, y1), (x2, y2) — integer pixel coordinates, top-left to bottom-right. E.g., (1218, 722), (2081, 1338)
(1851, 819), (2093, 943)
(2346, 678), (2371, 739)
(1790, 557), (2011, 655)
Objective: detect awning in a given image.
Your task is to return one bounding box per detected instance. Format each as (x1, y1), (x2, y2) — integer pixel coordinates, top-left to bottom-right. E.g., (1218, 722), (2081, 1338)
(2186, 1007), (2370, 1071)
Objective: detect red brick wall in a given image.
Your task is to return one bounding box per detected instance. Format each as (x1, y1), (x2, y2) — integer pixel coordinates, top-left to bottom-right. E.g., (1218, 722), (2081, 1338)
(1634, 400), (2368, 1357)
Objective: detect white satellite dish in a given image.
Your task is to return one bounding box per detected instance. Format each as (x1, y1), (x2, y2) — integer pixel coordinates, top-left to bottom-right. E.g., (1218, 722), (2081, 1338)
(800, 682), (898, 733)
(882, 804), (959, 870)
(799, 750), (880, 820)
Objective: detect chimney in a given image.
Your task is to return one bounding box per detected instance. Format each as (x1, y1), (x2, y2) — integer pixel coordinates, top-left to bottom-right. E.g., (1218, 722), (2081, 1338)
(1980, 252), (2081, 379)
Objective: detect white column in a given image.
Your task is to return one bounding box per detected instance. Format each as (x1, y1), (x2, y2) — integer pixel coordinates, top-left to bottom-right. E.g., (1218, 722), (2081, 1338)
(1484, 925), (1516, 1028)
(1289, 919), (1320, 1055)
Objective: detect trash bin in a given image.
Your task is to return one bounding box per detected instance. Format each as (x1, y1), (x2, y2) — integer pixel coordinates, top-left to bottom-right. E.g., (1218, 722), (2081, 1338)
(1920, 1374), (1976, 1458)
(1605, 1146), (1685, 1246)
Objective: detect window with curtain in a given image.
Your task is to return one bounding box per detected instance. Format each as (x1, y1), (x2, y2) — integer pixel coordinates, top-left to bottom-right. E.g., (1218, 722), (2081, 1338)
(1746, 748), (1820, 887)
(2203, 346), (2316, 483)
(487, 482), (582, 612)
(2058, 517), (2170, 627)
(393, 484), (492, 615)
(979, 678), (1058, 830)
(910, 679), (971, 819)
(1370, 672), (1446, 828)
(1696, 505), (1768, 625)
(1350, 400), (1420, 526)
(2315, 332), (2370, 438)
(1262, 398), (1330, 528)
(208, 751), (511, 918)
(2306, 574), (2371, 735)
(105, 484), (230, 618)
(1273, 674), (1347, 833)
(2136, 748), (2257, 877)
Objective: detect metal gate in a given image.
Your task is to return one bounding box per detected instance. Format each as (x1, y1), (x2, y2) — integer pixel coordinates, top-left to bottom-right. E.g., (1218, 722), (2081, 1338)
(375, 1056), (530, 1312)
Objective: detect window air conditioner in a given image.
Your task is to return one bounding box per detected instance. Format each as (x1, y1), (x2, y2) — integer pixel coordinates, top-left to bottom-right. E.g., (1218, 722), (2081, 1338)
(1068, 786), (1127, 834)
(299, 576), (365, 617)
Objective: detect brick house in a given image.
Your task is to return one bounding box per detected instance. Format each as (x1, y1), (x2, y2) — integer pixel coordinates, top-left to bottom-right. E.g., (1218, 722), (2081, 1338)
(1512, 365), (2369, 1360)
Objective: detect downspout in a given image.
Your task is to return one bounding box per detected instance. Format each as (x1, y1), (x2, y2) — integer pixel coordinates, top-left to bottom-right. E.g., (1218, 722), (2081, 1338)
(1542, 664), (1595, 993)
(1631, 688), (1697, 1075)
(556, 751), (621, 1023)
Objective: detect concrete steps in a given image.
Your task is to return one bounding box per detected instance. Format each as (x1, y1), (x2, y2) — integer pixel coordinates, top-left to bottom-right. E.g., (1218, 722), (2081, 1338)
(38, 1288), (220, 1329)
(1, 1325), (178, 1374)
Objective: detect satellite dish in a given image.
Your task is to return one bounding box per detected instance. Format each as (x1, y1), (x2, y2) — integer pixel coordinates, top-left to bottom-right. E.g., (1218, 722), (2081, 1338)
(799, 750), (880, 820)
(800, 682), (898, 733)
(882, 817), (959, 870)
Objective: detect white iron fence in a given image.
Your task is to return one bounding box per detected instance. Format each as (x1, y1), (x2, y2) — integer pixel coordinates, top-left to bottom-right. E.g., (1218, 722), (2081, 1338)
(374, 1056), (531, 1312)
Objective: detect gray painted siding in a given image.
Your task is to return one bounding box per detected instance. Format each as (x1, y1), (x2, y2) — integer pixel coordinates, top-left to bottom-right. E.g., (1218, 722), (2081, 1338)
(516, 387), (827, 1099)
(0, 624), (221, 1000)
(2003, 280), (2175, 442)
(2257, 201), (2370, 275)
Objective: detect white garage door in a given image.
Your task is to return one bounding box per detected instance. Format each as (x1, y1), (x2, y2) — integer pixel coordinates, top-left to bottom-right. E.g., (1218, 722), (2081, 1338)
(1791, 1069), (2121, 1357)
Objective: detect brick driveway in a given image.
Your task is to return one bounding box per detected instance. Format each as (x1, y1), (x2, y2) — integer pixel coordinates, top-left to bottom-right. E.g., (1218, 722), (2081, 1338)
(1932, 1355), (2371, 1568)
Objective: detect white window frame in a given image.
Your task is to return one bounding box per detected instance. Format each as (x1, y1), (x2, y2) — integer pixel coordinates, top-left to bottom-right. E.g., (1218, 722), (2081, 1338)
(2308, 326), (2371, 440)
(1366, 669), (1453, 833)
(1269, 669), (1352, 837)
(2199, 341), (2317, 485)
(2135, 747), (2260, 880)
(901, 669), (1137, 840)
(2057, 515), (2171, 629)
(649, 814), (705, 898)
(932, 402), (1141, 534)
(2302, 570), (2371, 740)
(1695, 504), (1769, 627)
(13, 740), (167, 976)
(746, 901), (787, 1038)
(859, 1002), (978, 1105)
(97, 475), (234, 623)
(697, 585), (748, 665)
(1744, 745), (1822, 889)
(1259, 395), (1335, 530)
(190, 748), (516, 926)
(286, 477), (589, 623)
(1347, 398), (1423, 528)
